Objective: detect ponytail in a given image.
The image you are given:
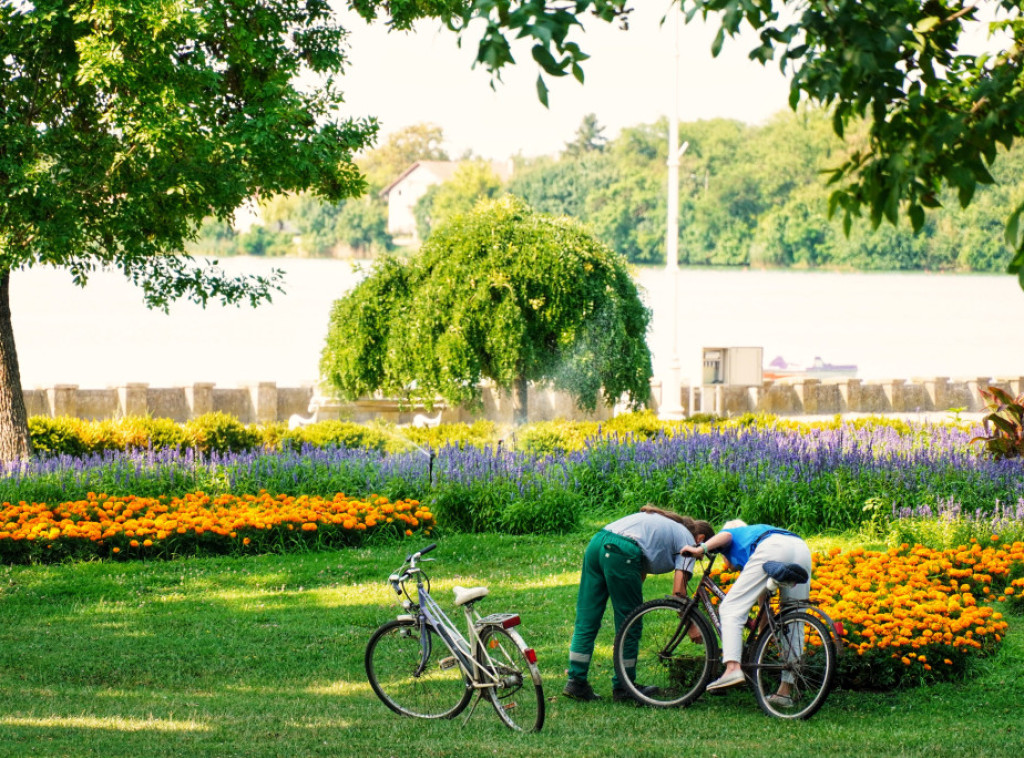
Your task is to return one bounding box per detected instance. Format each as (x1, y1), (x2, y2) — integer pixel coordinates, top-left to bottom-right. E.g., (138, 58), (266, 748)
(639, 504), (716, 542)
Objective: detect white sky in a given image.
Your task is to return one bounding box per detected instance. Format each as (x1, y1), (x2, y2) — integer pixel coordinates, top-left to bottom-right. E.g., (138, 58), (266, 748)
(334, 2), (793, 160)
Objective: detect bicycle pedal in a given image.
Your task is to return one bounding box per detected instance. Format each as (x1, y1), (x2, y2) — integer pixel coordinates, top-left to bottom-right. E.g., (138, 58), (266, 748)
(439, 656), (458, 670)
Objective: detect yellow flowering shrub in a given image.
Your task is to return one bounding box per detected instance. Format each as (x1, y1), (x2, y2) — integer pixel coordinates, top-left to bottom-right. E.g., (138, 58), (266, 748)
(711, 540), (1017, 689)
(0, 491), (434, 563)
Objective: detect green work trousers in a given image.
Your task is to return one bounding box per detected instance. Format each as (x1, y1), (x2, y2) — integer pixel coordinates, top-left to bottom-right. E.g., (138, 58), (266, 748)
(567, 530), (645, 690)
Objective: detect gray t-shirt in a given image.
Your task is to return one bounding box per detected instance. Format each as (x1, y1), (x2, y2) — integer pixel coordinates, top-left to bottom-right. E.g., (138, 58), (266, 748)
(605, 512), (696, 575)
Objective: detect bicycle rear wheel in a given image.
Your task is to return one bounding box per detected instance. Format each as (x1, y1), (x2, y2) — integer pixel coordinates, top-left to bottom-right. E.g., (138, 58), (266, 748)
(750, 610), (836, 720)
(477, 626), (545, 732)
(613, 598), (718, 708)
(365, 618), (472, 719)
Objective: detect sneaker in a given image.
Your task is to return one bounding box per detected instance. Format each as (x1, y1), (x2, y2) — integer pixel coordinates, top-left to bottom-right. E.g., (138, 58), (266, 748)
(612, 684), (659, 703)
(562, 679), (602, 701)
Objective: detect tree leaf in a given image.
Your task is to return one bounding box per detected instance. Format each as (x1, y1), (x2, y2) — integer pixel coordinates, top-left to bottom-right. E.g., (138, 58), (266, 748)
(908, 204), (924, 233)
(711, 27), (725, 57)
(536, 74), (550, 108)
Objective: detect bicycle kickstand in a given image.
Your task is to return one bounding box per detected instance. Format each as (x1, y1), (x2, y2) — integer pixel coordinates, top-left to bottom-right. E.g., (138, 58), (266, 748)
(460, 689), (487, 726)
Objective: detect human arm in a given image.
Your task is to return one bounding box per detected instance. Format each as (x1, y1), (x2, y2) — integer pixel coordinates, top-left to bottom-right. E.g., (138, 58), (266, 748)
(672, 569), (704, 643)
(680, 531), (733, 559)
(671, 569), (692, 598)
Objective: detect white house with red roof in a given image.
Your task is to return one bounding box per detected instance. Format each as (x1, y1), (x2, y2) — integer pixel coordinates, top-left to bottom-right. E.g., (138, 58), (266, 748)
(380, 160), (514, 246)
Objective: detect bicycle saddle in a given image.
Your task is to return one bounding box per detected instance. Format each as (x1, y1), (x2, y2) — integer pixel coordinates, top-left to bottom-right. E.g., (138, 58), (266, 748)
(453, 585), (490, 606)
(762, 561), (809, 586)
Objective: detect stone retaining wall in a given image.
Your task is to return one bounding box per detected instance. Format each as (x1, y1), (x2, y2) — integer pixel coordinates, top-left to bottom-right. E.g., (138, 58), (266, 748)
(20, 382), (616, 425)
(653, 376), (1023, 417)
(20, 375), (1023, 425)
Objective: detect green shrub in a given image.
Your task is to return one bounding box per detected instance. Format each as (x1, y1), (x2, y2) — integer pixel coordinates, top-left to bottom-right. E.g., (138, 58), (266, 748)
(497, 487), (581, 534)
(108, 416), (188, 451)
(279, 420), (390, 452)
(28, 416), (90, 456)
(396, 420), (499, 453)
(183, 412), (261, 454)
(515, 419), (600, 455)
(254, 422), (288, 451)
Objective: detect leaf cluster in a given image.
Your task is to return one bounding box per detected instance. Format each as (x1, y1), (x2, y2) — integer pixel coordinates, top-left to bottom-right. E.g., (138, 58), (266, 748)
(972, 385), (1024, 460)
(1, 0), (375, 306)
(390, 1), (1024, 289)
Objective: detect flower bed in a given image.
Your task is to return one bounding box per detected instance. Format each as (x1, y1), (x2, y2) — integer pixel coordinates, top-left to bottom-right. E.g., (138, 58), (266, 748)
(712, 539), (1018, 689)
(0, 491), (434, 563)
(5, 419), (1024, 538)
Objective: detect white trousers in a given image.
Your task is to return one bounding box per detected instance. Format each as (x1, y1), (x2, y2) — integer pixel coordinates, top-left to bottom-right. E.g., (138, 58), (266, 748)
(718, 533), (812, 665)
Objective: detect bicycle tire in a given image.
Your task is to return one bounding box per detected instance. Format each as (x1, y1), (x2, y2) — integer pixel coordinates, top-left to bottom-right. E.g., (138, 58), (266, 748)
(613, 597), (718, 708)
(750, 610), (836, 720)
(477, 626), (545, 732)
(781, 600), (845, 660)
(365, 618), (473, 719)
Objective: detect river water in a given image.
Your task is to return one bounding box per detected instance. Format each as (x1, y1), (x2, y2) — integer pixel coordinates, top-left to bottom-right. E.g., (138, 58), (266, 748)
(11, 257), (1024, 389)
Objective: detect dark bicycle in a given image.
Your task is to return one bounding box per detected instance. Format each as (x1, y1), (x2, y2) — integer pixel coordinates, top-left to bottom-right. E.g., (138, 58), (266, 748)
(612, 553), (841, 719)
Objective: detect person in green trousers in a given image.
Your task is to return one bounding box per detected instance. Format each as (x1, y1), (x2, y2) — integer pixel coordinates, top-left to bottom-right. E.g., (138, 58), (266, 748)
(563, 504), (714, 702)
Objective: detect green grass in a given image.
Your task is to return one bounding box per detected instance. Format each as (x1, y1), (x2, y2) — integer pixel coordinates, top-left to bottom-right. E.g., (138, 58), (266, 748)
(1, 532), (1021, 758)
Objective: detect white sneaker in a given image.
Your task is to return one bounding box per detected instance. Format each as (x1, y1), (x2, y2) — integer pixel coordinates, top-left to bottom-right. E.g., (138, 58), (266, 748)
(706, 669), (745, 690)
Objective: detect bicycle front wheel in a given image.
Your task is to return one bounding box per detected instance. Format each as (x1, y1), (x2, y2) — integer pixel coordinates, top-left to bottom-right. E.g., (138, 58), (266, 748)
(478, 626), (545, 732)
(613, 598), (718, 708)
(751, 610), (836, 720)
(365, 618), (472, 719)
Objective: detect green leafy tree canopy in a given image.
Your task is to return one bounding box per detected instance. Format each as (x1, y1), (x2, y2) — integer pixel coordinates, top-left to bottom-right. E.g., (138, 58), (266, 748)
(320, 196), (653, 423)
(0, 0), (377, 459)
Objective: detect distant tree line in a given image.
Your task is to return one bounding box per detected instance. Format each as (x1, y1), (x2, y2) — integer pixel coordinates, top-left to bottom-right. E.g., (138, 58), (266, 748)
(194, 110), (1022, 273)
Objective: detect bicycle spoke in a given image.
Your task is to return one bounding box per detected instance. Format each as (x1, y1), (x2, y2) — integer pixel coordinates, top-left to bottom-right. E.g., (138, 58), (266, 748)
(365, 619), (472, 719)
(478, 626), (544, 732)
(751, 611), (835, 720)
(614, 599), (717, 708)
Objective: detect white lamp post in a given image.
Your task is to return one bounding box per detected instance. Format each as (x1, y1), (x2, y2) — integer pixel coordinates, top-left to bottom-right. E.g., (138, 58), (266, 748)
(660, 11), (687, 420)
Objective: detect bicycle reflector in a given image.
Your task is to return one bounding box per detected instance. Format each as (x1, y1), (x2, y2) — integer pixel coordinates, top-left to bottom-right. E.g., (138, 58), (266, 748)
(524, 648), (538, 664)
(479, 613), (521, 628)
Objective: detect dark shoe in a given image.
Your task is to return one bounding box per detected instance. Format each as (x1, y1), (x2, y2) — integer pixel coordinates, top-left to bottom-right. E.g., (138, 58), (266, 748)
(562, 679), (602, 701)
(612, 684), (659, 703)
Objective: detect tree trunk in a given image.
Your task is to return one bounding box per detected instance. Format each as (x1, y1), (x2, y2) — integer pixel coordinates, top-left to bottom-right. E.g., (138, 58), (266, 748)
(514, 375), (529, 426)
(0, 269), (31, 462)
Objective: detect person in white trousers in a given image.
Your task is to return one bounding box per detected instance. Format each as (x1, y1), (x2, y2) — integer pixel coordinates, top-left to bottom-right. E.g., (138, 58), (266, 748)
(680, 519), (812, 705)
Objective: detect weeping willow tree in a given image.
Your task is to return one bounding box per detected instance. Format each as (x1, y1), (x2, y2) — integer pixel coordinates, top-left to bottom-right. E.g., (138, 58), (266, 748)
(320, 196), (652, 424)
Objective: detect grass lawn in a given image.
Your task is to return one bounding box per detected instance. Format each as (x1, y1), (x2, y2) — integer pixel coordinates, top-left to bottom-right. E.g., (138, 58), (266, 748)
(1, 530), (1021, 758)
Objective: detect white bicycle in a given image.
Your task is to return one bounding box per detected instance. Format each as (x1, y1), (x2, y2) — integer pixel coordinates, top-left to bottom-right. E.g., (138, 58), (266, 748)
(365, 543), (545, 732)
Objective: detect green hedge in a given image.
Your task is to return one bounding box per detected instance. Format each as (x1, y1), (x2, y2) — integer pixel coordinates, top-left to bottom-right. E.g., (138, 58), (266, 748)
(26, 410), (956, 458)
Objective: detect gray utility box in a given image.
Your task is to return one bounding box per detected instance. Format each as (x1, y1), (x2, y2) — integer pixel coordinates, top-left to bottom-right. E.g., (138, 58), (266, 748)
(696, 346), (763, 415)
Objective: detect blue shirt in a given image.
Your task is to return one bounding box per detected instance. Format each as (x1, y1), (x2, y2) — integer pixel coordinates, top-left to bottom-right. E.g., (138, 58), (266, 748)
(717, 524), (798, 569)
(605, 512), (696, 574)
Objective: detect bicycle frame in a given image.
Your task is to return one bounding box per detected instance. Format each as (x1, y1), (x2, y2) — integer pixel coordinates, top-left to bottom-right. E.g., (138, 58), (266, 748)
(392, 554), (522, 692)
(689, 554), (844, 662)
